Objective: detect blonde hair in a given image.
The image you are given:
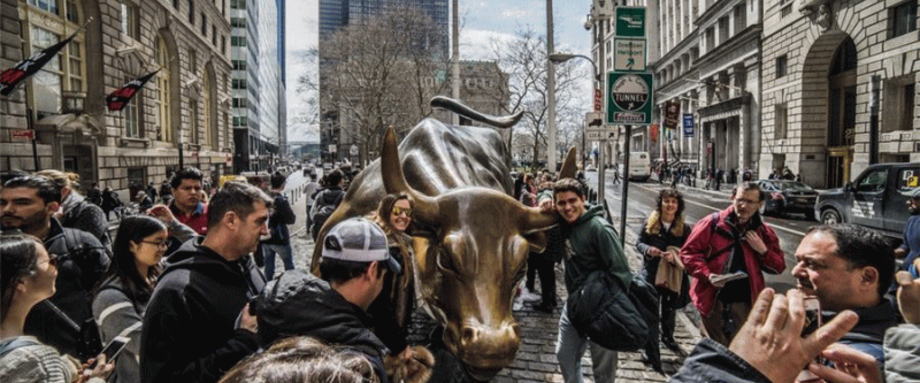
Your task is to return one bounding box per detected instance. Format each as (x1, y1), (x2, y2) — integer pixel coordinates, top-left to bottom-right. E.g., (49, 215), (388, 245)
(36, 169), (80, 191)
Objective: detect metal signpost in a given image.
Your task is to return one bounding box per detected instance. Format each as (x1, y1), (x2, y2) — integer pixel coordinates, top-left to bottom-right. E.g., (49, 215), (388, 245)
(608, 6), (651, 243)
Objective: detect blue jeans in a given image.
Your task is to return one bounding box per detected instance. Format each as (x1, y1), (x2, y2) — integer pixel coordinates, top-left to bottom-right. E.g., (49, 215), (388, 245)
(556, 302), (619, 383)
(263, 243), (294, 280)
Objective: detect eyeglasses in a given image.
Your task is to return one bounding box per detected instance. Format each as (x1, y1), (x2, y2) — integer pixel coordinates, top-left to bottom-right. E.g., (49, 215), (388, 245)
(391, 206), (413, 217)
(141, 240), (169, 249)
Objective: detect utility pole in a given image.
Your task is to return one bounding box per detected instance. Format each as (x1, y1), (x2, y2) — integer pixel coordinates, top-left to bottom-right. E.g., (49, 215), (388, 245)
(545, 0), (557, 172)
(451, 0), (460, 125)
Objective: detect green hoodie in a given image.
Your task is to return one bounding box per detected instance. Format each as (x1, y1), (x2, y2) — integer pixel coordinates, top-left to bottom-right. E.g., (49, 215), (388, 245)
(560, 204), (632, 293)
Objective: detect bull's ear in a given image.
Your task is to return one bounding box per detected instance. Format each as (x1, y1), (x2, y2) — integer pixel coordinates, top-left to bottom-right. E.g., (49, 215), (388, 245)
(524, 231), (548, 253)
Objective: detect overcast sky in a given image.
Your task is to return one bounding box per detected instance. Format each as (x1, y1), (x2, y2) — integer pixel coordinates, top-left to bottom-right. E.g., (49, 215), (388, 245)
(285, 0), (594, 142)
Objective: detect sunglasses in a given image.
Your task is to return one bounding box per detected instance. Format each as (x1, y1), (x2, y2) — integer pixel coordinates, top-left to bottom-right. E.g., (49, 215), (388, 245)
(391, 206), (413, 217)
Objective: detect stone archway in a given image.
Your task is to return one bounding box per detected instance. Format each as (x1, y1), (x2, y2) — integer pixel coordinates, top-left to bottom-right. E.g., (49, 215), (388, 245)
(798, 31), (857, 189)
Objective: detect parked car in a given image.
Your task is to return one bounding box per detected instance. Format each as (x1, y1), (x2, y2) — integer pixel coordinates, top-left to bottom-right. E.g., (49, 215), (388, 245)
(815, 162), (920, 238)
(755, 180), (819, 219)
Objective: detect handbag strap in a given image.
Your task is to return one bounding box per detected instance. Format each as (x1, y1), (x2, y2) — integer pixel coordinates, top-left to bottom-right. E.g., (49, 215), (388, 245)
(41, 300), (82, 333)
(0, 338), (41, 358)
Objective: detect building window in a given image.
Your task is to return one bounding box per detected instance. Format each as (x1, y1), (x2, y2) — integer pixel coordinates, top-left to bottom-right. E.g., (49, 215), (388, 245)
(903, 83), (916, 132)
(211, 26), (217, 45)
(189, 100), (199, 144)
(119, 1), (138, 39)
(883, 76), (916, 133)
(232, 97), (246, 108)
(155, 37), (172, 142)
(231, 17), (246, 28)
(774, 104), (787, 139)
(231, 79), (247, 89)
(780, 0), (792, 17)
(733, 3), (746, 34)
(124, 77), (141, 137)
(889, 1), (917, 39)
(187, 0), (194, 24)
(776, 55), (787, 78)
(221, 36), (226, 54)
(231, 36), (247, 47)
(200, 13), (207, 36)
(203, 72), (214, 147)
(718, 16), (729, 43)
(232, 116), (247, 126)
(705, 27), (715, 52)
(172, 0), (179, 9)
(230, 0), (245, 10)
(232, 60), (245, 70)
(24, 1), (85, 119)
(188, 49), (197, 72)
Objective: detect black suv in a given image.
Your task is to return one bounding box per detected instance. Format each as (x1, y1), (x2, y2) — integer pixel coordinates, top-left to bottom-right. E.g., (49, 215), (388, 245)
(814, 162), (920, 238)
(756, 180), (819, 219)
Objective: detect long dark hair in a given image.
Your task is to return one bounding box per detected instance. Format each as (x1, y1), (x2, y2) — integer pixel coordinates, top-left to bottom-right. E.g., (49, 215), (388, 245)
(1, 233), (43, 320)
(104, 215), (167, 303)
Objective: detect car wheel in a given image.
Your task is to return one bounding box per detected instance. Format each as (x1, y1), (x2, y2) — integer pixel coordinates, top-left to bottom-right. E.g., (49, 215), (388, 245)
(821, 209), (842, 225)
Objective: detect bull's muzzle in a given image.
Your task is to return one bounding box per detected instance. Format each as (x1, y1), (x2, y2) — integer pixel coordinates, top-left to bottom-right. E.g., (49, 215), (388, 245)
(447, 320), (521, 381)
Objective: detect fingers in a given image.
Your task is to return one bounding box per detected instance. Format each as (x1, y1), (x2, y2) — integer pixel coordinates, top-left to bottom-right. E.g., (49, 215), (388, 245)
(895, 271), (914, 286)
(820, 346), (877, 370)
(808, 363), (860, 383)
(764, 293), (789, 331)
(803, 310), (859, 358)
(748, 288), (775, 327)
(786, 288), (805, 334)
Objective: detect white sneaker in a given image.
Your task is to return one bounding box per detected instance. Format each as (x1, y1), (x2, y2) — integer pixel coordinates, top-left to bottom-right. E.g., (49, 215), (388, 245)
(521, 288), (541, 303)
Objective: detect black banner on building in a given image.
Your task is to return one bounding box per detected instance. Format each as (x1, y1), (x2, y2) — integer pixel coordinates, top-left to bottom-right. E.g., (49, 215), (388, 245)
(0, 32), (79, 96)
(663, 100), (681, 129)
(106, 70), (158, 111)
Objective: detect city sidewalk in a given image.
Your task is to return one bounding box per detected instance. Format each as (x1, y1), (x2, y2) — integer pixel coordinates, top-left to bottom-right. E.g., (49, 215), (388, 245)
(285, 190), (703, 382)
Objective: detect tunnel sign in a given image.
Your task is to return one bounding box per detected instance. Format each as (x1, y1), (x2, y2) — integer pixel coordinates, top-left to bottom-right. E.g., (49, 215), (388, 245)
(607, 71), (653, 124)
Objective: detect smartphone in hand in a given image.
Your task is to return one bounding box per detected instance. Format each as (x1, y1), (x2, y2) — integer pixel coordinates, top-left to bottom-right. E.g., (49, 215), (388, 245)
(87, 336), (130, 369)
(796, 296), (823, 382)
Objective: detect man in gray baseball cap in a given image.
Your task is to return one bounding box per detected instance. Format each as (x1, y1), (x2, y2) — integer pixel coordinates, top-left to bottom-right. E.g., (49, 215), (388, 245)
(253, 217), (424, 383)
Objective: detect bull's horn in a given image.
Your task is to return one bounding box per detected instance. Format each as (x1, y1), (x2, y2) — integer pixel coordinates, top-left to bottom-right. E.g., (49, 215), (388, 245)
(380, 127), (440, 223)
(559, 147), (577, 179)
(430, 96), (523, 128)
(519, 207), (558, 234)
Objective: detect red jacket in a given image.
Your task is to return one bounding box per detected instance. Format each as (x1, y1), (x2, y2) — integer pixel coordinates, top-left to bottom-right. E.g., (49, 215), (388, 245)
(680, 206), (785, 317)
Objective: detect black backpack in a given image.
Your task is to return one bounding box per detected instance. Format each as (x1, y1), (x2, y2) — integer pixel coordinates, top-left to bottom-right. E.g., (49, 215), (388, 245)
(566, 271), (660, 353)
(311, 189), (341, 233)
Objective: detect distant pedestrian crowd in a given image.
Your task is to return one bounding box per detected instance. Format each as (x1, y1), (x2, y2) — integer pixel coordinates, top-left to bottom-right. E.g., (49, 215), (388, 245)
(1, 162), (918, 383)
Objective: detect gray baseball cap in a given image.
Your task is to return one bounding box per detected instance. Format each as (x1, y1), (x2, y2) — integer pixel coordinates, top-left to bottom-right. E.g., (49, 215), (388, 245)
(322, 217), (402, 274)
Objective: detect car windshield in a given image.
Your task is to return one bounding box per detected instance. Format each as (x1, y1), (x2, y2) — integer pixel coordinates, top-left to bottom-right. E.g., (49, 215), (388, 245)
(779, 182), (814, 192)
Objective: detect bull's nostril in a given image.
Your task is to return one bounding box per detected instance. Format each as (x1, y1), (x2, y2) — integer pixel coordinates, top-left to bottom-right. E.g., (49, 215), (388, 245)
(461, 327), (477, 345)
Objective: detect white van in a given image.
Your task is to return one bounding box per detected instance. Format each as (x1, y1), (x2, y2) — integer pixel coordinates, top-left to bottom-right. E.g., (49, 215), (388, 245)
(618, 152), (651, 181)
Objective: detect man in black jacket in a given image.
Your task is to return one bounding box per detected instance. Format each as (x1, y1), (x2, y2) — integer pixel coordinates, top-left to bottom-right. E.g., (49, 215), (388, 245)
(1, 175), (109, 358)
(260, 172), (296, 279)
(310, 169), (345, 240)
(140, 181), (271, 383)
(254, 217), (430, 383)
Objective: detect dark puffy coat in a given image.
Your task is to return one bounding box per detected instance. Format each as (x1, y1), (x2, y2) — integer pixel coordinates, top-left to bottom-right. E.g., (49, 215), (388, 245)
(253, 270), (389, 382)
(60, 195), (111, 249)
(669, 338), (771, 383)
(823, 299), (899, 366)
(261, 192), (296, 245)
(24, 219), (110, 357)
(140, 238), (265, 383)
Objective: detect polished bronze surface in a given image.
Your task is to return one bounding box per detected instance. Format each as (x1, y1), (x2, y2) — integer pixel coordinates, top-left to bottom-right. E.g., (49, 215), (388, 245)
(311, 98), (575, 381)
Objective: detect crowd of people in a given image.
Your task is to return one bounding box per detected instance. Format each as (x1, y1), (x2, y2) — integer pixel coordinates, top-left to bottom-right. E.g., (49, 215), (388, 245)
(1, 163), (918, 383)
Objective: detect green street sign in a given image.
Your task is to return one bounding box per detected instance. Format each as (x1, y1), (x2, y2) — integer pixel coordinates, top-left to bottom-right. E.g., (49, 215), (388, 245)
(607, 71), (653, 125)
(615, 7), (646, 37)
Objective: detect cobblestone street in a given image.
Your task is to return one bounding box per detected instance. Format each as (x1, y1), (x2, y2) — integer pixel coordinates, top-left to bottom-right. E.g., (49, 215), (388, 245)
(282, 188), (702, 382)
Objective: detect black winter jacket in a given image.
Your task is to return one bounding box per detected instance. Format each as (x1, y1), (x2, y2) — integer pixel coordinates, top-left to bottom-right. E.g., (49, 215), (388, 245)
(24, 219), (110, 357)
(140, 238), (265, 383)
(254, 270), (389, 382)
(61, 194), (111, 248)
(669, 338), (771, 383)
(636, 214), (692, 306)
(261, 191), (296, 245)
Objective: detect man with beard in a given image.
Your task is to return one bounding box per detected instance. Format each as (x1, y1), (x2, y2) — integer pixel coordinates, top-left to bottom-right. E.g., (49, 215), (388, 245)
(0, 175), (109, 358)
(792, 223), (898, 364)
(140, 181), (271, 383)
(168, 167), (208, 235)
(894, 188), (920, 277)
(680, 182), (785, 345)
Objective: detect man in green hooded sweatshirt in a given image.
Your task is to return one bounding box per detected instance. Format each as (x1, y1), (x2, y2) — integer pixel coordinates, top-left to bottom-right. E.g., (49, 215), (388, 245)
(538, 178), (631, 383)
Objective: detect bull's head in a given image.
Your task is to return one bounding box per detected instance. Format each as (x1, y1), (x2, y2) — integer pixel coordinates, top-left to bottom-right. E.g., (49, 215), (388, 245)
(380, 128), (560, 380)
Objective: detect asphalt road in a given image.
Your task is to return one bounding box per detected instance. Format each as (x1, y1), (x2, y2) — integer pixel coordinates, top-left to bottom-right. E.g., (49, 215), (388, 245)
(586, 171), (812, 293)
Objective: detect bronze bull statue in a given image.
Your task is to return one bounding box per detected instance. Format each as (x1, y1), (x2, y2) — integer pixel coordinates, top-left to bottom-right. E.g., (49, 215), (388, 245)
(311, 97), (577, 381)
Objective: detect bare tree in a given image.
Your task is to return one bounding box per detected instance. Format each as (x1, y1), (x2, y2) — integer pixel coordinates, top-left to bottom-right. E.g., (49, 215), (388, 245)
(488, 27), (587, 169)
(298, 5), (448, 165)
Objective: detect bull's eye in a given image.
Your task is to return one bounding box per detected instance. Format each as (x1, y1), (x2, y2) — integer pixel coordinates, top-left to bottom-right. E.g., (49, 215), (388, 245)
(436, 249), (458, 274)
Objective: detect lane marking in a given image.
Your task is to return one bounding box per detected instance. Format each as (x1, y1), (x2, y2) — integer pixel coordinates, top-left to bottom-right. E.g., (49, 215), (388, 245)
(631, 183), (808, 237)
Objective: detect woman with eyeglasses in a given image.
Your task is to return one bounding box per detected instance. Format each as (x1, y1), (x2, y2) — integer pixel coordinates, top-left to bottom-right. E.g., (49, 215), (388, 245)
(0, 233), (114, 382)
(368, 193), (416, 355)
(91, 216), (167, 383)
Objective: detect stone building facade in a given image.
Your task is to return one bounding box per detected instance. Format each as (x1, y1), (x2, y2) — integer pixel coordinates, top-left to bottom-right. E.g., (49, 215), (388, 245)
(759, 0), (919, 188)
(652, 0), (763, 178)
(1, 0), (233, 197)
